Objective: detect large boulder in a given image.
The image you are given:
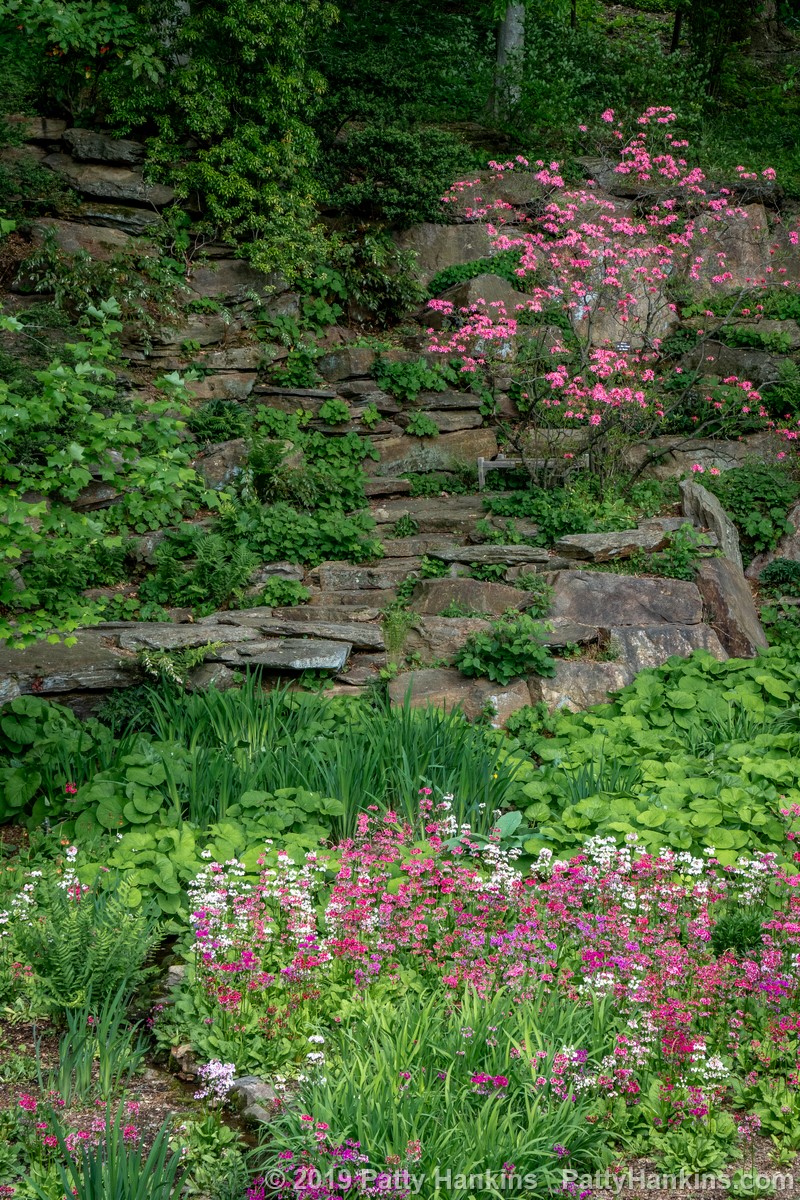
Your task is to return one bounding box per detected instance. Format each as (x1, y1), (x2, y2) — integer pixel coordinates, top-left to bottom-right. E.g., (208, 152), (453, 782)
(549, 570), (703, 627)
(404, 616), (491, 663)
(31, 218), (153, 262)
(433, 272), (524, 312)
(316, 347), (376, 382)
(186, 260), (287, 305)
(530, 660), (635, 712)
(609, 623), (727, 672)
(693, 204), (772, 291)
(393, 223), (494, 285)
(388, 667), (530, 725)
(679, 479), (743, 569)
(695, 559), (767, 657)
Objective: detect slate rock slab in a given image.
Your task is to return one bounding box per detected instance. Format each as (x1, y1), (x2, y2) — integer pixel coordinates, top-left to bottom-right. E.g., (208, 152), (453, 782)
(208, 613), (384, 651)
(549, 570), (703, 627)
(430, 544), (549, 566)
(220, 638), (351, 671)
(555, 527), (669, 562)
(695, 559), (767, 657)
(0, 632), (140, 694)
(312, 561), (421, 591)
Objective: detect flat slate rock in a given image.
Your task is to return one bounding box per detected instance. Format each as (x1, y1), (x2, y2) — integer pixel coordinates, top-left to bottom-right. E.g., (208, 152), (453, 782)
(272, 604), (381, 623)
(414, 390), (482, 410)
(43, 154), (175, 206)
(219, 638), (351, 672)
(117, 624), (260, 651)
(311, 561), (421, 591)
(307, 589), (399, 608)
(549, 570), (703, 627)
(609, 623), (728, 672)
(397, 410), (483, 434)
(430, 544), (549, 565)
(379, 537), (461, 558)
(362, 477), (412, 498)
(555, 527), (669, 562)
(370, 495), (486, 534)
(205, 613), (384, 651)
(409, 577), (528, 617)
(0, 631), (140, 694)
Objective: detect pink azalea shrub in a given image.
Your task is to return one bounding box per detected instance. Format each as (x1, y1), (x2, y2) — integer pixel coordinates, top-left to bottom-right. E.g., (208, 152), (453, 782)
(427, 107), (800, 476)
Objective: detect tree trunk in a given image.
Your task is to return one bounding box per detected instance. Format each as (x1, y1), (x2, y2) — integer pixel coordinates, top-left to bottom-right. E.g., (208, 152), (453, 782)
(495, 2), (526, 112)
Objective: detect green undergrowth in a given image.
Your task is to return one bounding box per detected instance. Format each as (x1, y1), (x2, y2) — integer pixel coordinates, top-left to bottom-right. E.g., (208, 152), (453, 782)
(519, 646), (800, 865)
(0, 680), (528, 925)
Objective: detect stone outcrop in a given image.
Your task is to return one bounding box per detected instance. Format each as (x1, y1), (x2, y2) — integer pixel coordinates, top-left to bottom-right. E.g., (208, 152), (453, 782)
(679, 480), (743, 569)
(388, 667), (530, 724)
(549, 571), (704, 628)
(695, 559), (768, 657)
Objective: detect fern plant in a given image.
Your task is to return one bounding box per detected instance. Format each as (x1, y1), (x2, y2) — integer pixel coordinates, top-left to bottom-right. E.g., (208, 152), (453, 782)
(15, 872), (160, 1014)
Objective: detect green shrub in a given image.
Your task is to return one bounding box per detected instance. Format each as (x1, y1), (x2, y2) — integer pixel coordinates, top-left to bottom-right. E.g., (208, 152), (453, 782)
(318, 397), (351, 425)
(258, 577), (312, 607)
(456, 613), (555, 685)
(428, 250), (529, 297)
(325, 123), (475, 226)
(0, 303), (216, 646)
(375, 355), (460, 403)
(704, 465), (799, 560)
(521, 645), (800, 863)
(404, 411), (439, 438)
(759, 557), (800, 598)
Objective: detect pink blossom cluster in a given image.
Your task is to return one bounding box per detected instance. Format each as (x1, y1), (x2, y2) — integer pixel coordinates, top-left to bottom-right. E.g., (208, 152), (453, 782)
(426, 106), (800, 451)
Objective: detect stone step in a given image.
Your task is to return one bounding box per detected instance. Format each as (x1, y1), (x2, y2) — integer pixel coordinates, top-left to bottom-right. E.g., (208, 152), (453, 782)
(200, 611), (384, 651)
(429, 544), (550, 566)
(307, 589), (398, 608)
(370, 495), (487, 534)
(310, 560), (421, 592)
(396, 410), (482, 434)
(272, 605), (382, 623)
(379, 537), (468, 558)
(216, 638), (351, 672)
(362, 477), (412, 499)
(554, 527), (669, 563)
